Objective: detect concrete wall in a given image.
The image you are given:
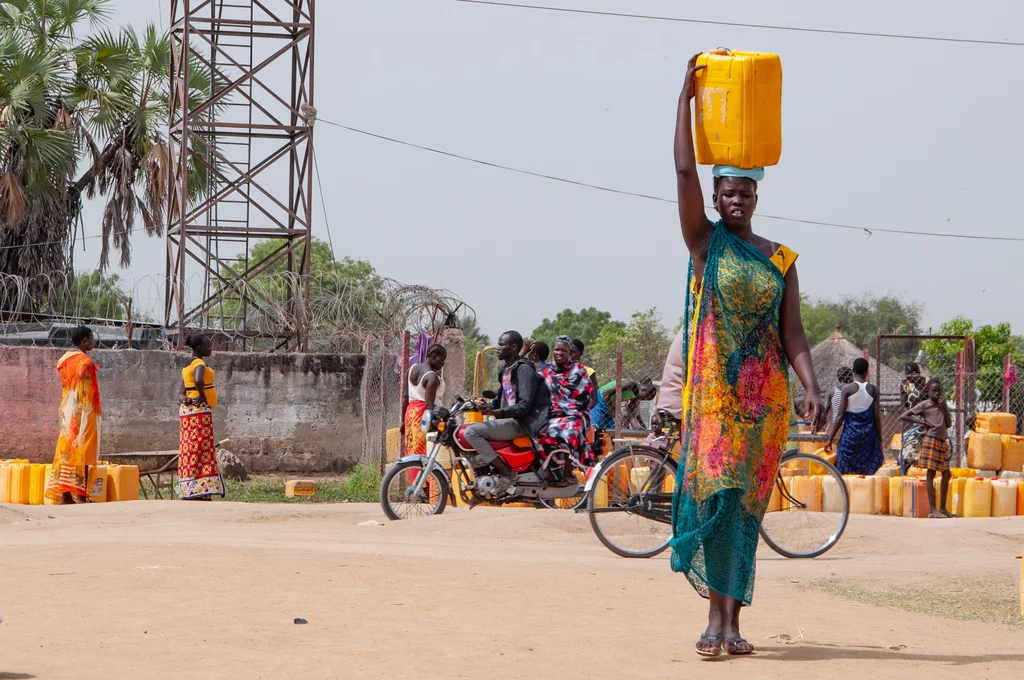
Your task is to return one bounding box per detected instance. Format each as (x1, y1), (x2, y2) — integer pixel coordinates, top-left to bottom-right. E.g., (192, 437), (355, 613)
(0, 347), (364, 473)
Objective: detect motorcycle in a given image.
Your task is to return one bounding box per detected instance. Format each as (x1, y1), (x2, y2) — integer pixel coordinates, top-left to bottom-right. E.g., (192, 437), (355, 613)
(379, 391), (586, 520)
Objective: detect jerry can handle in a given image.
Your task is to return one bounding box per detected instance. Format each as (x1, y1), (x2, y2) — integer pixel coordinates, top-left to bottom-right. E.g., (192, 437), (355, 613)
(709, 47), (731, 55)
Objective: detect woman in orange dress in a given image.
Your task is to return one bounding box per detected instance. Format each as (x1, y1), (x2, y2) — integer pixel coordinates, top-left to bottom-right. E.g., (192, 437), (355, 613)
(47, 326), (102, 505)
(177, 334), (225, 500)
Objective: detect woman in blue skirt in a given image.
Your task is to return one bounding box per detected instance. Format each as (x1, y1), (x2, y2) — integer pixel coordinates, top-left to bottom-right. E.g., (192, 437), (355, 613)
(825, 357), (884, 475)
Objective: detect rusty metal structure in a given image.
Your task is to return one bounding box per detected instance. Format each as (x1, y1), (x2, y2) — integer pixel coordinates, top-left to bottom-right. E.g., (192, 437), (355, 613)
(165, 0), (315, 350)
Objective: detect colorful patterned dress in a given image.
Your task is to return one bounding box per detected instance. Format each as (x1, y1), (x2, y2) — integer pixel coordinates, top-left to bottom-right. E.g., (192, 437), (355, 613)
(670, 221), (797, 606)
(540, 361), (595, 464)
(178, 358), (225, 499)
(46, 350), (102, 501)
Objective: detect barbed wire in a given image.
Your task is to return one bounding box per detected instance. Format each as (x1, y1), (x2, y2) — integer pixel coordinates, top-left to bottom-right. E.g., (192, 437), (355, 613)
(0, 270), (476, 353)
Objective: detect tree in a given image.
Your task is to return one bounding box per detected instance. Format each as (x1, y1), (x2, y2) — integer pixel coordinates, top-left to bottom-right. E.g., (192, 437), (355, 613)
(58, 268), (127, 319)
(801, 294), (922, 350)
(531, 307), (625, 359)
(0, 1), (213, 305)
(590, 308), (672, 383)
(226, 237), (379, 286)
(211, 237), (383, 343)
(924, 317), (1019, 404)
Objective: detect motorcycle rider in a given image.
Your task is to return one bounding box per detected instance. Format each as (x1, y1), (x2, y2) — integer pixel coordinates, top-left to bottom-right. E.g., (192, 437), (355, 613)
(464, 330), (551, 494)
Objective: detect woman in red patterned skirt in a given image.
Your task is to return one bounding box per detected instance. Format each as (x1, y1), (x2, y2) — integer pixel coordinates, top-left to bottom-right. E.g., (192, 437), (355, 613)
(177, 334), (225, 500)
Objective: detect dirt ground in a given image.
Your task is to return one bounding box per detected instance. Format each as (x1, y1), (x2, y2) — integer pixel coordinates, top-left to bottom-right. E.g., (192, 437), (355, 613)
(1, 501), (1022, 680)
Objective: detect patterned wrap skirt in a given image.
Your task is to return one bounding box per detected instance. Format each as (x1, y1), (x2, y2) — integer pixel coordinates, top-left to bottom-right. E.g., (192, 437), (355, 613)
(177, 404), (225, 499)
(405, 400), (428, 456)
(918, 434), (950, 472)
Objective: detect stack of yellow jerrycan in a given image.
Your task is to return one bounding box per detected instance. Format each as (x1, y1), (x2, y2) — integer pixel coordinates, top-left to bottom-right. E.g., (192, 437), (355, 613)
(0, 460), (139, 504)
(694, 50), (783, 169)
(969, 412), (1020, 474)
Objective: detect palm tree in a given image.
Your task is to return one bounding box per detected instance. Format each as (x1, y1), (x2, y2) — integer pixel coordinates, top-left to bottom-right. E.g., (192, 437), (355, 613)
(0, 0), (212, 312)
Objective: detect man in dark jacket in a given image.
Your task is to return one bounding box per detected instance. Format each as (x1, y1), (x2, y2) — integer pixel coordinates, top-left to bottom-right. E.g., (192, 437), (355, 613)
(464, 330), (551, 492)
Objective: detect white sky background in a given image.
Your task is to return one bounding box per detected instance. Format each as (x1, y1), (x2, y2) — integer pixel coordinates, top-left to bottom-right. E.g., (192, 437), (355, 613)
(75, 0), (1024, 342)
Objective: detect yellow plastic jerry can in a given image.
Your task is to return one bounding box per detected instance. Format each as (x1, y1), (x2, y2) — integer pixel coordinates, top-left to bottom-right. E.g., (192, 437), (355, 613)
(846, 475), (876, 515)
(106, 465), (140, 502)
(28, 464), (48, 505)
(962, 478), (993, 518)
(821, 474), (845, 513)
(87, 465), (108, 503)
(10, 463), (32, 504)
(694, 50), (783, 169)
(0, 463), (13, 503)
(42, 464), (57, 505)
(888, 476), (905, 515)
(787, 475), (822, 512)
(967, 433), (1002, 470)
(991, 480), (1018, 518)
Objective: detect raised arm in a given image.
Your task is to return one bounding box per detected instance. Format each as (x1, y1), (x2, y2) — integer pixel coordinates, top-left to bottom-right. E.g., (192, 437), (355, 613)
(779, 265), (825, 431)
(675, 53), (713, 260)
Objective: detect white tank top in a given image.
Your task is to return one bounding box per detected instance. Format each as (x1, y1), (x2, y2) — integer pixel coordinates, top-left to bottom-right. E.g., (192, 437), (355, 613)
(409, 368), (445, 402)
(847, 381), (874, 413)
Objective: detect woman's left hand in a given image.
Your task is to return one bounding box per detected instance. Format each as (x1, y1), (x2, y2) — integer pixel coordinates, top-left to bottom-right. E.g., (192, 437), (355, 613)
(803, 393), (827, 432)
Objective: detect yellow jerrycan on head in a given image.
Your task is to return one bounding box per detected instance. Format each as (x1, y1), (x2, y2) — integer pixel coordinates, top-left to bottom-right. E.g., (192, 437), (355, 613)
(694, 49), (783, 169)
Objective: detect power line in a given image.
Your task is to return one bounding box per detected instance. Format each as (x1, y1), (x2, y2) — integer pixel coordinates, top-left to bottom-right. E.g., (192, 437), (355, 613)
(454, 0), (1024, 47)
(311, 145), (339, 265)
(318, 117), (1024, 244)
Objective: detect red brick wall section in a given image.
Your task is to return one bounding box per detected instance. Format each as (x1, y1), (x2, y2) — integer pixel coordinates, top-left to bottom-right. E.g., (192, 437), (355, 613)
(0, 347), (63, 461)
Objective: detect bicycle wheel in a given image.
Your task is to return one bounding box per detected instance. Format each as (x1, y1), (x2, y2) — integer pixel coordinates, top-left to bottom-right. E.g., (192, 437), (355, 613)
(759, 451), (849, 558)
(539, 469), (588, 510)
(587, 444), (677, 558)
(380, 460), (449, 521)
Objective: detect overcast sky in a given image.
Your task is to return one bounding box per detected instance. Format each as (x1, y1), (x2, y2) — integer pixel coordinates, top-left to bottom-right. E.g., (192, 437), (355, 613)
(77, 0), (1024, 343)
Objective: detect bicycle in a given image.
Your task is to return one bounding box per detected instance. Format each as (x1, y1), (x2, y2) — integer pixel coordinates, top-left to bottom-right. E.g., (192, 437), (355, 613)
(585, 419), (850, 559)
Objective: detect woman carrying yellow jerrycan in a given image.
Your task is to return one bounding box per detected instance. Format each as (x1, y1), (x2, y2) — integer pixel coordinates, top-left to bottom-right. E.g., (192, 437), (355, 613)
(670, 51), (825, 658)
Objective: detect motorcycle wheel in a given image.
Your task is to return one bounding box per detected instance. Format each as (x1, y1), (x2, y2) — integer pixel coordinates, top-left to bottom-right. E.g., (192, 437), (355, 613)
(380, 460), (450, 521)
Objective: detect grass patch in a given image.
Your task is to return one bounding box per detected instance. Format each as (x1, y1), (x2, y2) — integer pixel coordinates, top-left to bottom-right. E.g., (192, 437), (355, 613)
(140, 463), (382, 503)
(806, 575), (1024, 629)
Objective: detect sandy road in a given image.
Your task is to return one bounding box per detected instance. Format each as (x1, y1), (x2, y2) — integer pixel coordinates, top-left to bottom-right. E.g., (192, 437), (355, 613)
(1, 502), (1022, 679)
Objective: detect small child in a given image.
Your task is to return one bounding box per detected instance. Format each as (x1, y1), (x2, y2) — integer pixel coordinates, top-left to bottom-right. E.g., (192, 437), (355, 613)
(900, 378), (954, 518)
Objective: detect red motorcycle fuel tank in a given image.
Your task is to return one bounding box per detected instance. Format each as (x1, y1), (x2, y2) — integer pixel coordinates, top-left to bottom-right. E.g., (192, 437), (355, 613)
(454, 424), (535, 472)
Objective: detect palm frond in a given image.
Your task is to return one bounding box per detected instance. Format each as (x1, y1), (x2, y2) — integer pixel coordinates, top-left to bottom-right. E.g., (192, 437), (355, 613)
(0, 169), (25, 227)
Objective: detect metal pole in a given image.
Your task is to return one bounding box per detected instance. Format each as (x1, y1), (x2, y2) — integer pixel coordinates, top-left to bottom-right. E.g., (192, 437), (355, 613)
(955, 349), (964, 466)
(399, 330), (411, 457)
(614, 339), (623, 443)
(380, 336), (389, 476)
(1004, 353), (1013, 413)
(874, 331), (881, 393)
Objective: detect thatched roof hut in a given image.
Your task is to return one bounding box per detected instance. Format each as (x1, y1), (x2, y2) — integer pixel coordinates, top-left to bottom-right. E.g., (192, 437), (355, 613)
(791, 328), (902, 411)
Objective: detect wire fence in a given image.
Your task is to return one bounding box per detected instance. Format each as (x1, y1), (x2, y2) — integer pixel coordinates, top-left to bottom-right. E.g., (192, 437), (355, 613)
(0, 270), (474, 352)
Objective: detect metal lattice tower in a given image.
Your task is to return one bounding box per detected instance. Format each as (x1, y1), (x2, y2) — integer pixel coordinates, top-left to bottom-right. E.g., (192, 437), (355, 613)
(165, 0), (315, 350)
